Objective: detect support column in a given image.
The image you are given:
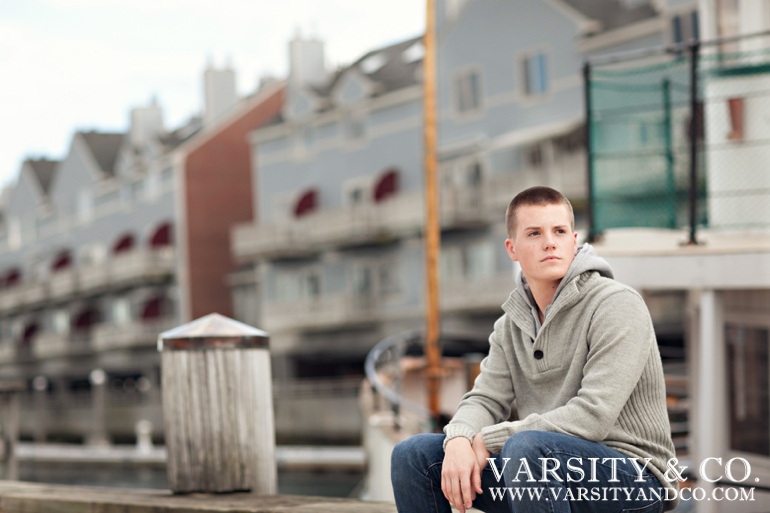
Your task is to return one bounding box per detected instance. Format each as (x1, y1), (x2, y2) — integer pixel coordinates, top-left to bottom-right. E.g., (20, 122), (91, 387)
(694, 289), (726, 513)
(88, 368), (109, 447)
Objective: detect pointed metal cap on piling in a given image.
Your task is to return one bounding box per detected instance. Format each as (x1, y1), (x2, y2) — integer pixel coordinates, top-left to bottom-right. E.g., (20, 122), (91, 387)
(157, 313), (269, 351)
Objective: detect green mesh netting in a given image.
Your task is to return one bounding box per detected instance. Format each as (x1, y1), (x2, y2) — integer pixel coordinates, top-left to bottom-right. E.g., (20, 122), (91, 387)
(589, 44), (770, 234)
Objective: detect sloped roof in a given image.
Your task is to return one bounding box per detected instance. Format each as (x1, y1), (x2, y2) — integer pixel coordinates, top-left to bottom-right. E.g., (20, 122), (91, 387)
(159, 116), (203, 149)
(561, 0), (658, 33)
(313, 35), (424, 99)
(26, 158), (59, 195)
(79, 131), (124, 175)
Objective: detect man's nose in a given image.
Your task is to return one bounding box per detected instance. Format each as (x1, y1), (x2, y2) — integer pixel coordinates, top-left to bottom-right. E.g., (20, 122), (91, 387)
(543, 233), (556, 248)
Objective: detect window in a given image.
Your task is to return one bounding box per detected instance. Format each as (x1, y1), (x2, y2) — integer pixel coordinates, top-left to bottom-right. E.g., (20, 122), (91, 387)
(52, 309), (70, 334)
(522, 53), (549, 96)
(344, 112), (365, 141)
(354, 266), (373, 297)
(77, 189), (93, 223)
(111, 297), (132, 326)
(275, 268), (321, 302)
(342, 176), (374, 206)
(727, 324), (769, 456)
(304, 272), (321, 298)
(455, 70), (481, 114)
(378, 261), (401, 296)
(672, 10), (699, 44)
(294, 125), (313, 156)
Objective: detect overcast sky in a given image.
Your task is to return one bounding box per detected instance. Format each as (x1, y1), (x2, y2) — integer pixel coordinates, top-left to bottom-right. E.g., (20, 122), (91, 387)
(0, 0), (425, 190)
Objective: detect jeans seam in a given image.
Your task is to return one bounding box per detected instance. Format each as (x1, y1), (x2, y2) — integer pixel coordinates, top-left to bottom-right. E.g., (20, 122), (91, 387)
(426, 460), (443, 513)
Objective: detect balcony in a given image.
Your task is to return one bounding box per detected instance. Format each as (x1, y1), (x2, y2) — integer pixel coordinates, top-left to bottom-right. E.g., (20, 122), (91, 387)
(441, 271), (516, 313)
(49, 269), (77, 299)
(262, 294), (382, 332)
(79, 261), (109, 292)
(21, 282), (47, 306)
(0, 288), (21, 311)
(440, 185), (487, 229)
(32, 333), (69, 360)
(110, 247), (175, 287)
(0, 249), (177, 315)
(0, 342), (15, 364)
(233, 192), (425, 260)
(92, 317), (177, 352)
(483, 151), (587, 215)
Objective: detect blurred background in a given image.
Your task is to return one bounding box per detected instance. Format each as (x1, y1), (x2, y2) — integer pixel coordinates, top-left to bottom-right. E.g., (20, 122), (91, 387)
(0, 1), (768, 511)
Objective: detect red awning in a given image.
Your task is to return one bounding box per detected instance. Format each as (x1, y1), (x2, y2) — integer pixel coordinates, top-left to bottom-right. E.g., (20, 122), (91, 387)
(141, 297), (163, 320)
(3, 268), (21, 288)
(113, 233), (135, 254)
(52, 251), (72, 272)
(293, 189), (318, 217)
(373, 169), (399, 203)
(150, 223), (173, 248)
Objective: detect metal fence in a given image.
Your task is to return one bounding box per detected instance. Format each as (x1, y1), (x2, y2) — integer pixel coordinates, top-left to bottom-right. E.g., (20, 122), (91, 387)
(585, 31), (770, 241)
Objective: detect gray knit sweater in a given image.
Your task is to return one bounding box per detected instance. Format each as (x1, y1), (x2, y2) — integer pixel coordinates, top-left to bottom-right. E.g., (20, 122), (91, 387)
(444, 245), (679, 507)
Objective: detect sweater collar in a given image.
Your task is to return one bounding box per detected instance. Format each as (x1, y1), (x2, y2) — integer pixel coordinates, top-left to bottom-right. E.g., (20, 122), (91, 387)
(501, 244), (613, 337)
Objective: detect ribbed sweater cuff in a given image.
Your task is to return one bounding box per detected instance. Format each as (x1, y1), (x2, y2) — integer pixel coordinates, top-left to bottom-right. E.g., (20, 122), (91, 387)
(442, 424), (477, 450)
(481, 422), (514, 454)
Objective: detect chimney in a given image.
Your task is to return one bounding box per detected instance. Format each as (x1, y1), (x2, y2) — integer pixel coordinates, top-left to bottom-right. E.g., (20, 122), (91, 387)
(130, 97), (164, 148)
(289, 34), (327, 87)
(204, 63), (238, 126)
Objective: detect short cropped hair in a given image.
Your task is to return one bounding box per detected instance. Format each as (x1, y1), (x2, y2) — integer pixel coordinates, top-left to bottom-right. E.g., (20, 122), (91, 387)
(505, 186), (574, 238)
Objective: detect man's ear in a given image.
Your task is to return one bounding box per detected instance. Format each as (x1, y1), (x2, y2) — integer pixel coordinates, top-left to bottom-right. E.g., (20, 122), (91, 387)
(505, 238), (518, 262)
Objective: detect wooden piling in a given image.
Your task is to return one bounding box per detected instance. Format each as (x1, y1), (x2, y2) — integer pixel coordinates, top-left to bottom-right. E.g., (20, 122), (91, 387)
(159, 314), (276, 494)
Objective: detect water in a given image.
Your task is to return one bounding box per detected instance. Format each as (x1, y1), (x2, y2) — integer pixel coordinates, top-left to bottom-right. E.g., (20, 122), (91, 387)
(18, 462), (364, 498)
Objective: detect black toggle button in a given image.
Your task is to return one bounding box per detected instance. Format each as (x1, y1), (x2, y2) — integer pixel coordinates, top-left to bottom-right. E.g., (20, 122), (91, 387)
(534, 350), (544, 360)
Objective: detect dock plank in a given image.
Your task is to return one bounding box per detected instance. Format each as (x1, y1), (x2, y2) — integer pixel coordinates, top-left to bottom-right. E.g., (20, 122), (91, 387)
(0, 481), (397, 513)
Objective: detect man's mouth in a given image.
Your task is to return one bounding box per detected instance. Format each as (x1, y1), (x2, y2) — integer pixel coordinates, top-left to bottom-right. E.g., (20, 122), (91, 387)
(541, 256), (560, 262)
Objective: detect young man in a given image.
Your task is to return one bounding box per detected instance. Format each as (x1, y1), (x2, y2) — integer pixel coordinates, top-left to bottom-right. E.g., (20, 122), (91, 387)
(391, 187), (679, 512)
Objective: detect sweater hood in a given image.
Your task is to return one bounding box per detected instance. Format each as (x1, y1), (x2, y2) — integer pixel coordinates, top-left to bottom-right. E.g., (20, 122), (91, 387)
(515, 244), (614, 316)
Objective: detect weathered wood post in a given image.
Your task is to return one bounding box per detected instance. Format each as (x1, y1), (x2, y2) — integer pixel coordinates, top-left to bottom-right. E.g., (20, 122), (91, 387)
(158, 313), (276, 494)
(0, 381), (24, 480)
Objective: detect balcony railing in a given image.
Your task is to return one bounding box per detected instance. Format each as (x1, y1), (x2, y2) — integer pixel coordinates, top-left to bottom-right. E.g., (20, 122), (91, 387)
(233, 192), (425, 260)
(32, 333), (70, 360)
(0, 248), (176, 315)
(441, 271), (516, 313)
(0, 343), (15, 364)
(92, 317), (177, 352)
(262, 294), (382, 332)
(49, 269), (77, 299)
(233, 159), (587, 262)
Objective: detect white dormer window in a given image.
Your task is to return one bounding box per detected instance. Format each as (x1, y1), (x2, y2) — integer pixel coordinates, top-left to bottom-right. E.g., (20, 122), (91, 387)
(361, 53), (387, 74)
(402, 42), (425, 63)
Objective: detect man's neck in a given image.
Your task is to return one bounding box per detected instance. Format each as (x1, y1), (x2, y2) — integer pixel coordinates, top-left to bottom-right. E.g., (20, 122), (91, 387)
(528, 278), (561, 324)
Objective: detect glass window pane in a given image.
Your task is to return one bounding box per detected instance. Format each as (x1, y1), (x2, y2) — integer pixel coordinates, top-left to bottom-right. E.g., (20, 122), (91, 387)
(726, 324), (769, 456)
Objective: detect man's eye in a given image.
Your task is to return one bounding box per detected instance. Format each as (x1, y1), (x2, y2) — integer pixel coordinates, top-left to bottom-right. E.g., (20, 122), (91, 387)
(528, 231), (539, 237)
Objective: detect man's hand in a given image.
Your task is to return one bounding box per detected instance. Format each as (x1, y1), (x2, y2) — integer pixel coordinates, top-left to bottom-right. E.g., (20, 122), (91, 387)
(471, 432), (491, 470)
(441, 437), (484, 513)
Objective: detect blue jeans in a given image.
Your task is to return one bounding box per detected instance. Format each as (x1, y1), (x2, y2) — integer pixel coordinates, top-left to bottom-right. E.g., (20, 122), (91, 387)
(391, 431), (666, 513)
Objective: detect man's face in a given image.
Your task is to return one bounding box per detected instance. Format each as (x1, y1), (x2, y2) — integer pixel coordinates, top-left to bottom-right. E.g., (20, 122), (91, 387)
(505, 203), (578, 286)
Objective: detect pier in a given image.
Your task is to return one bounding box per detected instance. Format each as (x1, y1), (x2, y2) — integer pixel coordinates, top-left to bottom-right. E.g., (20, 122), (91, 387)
(0, 481), (397, 513)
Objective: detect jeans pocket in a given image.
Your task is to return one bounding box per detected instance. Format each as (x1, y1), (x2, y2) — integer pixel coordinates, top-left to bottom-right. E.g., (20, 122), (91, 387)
(620, 500), (663, 513)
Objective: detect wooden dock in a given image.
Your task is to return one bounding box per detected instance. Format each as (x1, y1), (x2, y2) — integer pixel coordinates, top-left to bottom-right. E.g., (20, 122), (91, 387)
(0, 481), (397, 513)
